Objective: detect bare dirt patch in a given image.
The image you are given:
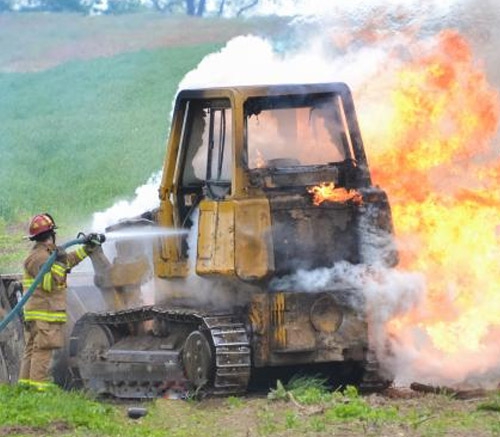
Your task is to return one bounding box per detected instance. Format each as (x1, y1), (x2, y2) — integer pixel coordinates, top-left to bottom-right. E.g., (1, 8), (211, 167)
(0, 420), (72, 437)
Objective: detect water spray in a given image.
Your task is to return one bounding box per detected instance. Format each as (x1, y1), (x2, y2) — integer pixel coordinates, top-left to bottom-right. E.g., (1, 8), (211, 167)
(103, 227), (188, 242)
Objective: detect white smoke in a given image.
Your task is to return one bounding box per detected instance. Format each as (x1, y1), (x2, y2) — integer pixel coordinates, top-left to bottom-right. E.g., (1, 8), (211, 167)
(176, 0), (500, 389)
(92, 172), (161, 232)
(90, 0), (500, 388)
(270, 257), (427, 384)
(97, 0), (494, 233)
(177, 2), (484, 160)
(178, 34), (393, 92)
(204, 0), (460, 19)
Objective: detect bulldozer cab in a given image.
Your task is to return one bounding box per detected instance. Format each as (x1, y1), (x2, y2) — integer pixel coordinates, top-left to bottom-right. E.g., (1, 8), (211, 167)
(154, 83), (376, 281)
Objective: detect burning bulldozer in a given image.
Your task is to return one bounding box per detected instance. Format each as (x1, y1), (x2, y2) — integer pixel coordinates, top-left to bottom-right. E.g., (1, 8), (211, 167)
(1, 82), (399, 397)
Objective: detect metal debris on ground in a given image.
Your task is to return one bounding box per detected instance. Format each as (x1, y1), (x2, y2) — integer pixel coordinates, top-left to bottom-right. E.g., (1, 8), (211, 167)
(410, 382), (491, 400)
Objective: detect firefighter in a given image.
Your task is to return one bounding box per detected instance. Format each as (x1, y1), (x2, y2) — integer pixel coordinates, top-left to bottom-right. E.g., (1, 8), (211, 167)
(18, 213), (98, 390)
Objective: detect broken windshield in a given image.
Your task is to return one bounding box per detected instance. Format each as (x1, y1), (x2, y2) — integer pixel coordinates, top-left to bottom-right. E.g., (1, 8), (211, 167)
(245, 93), (354, 169)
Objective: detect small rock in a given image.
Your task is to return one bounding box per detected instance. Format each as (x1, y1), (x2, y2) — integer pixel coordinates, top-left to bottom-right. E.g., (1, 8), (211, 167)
(127, 407), (148, 419)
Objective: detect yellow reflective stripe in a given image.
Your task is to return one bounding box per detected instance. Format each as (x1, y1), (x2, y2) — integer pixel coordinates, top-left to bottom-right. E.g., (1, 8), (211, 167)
(23, 310), (67, 322)
(22, 278), (35, 289)
(42, 272), (53, 291)
(24, 311), (66, 322)
(23, 272), (35, 290)
(75, 246), (87, 261)
(18, 379), (55, 390)
(32, 381), (55, 390)
(51, 263), (66, 278)
(24, 314), (67, 323)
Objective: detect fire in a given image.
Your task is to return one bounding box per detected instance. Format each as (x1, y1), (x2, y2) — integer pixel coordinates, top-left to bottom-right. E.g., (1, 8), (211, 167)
(254, 148), (266, 168)
(368, 29), (500, 380)
(307, 182), (363, 206)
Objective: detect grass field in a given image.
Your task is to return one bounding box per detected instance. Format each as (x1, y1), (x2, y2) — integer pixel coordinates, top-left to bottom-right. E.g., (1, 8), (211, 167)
(1, 380), (499, 437)
(0, 12), (286, 272)
(0, 44), (217, 219)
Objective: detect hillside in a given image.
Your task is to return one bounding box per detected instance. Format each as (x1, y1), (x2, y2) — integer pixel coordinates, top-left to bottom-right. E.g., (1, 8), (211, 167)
(0, 12), (287, 272)
(0, 12), (286, 73)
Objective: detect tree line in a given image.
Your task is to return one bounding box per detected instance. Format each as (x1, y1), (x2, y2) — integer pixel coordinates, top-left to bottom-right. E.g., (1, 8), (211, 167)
(0, 0), (277, 17)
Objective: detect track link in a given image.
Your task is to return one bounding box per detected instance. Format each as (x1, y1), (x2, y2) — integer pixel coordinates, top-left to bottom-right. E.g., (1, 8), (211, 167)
(203, 316), (251, 396)
(359, 350), (392, 393)
(69, 307), (251, 398)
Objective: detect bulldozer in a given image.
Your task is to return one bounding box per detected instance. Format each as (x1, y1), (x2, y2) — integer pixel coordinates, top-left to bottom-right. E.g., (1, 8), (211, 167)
(0, 82), (398, 398)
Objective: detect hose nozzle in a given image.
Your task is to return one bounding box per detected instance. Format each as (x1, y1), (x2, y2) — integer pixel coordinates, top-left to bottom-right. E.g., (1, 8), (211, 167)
(77, 232), (106, 245)
(92, 233), (106, 244)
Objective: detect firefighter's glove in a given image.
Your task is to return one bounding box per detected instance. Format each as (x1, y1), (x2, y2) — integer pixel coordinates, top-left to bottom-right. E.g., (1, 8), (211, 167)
(83, 233), (105, 254)
(85, 232), (105, 246)
(84, 244), (95, 255)
(55, 246), (68, 264)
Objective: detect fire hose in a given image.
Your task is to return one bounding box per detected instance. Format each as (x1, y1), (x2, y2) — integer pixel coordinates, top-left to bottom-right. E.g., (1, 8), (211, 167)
(0, 233), (105, 334)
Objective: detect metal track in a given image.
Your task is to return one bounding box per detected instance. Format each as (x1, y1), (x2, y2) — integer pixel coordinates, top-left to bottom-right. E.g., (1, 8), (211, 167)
(203, 316), (251, 396)
(69, 306), (251, 397)
(358, 350), (391, 393)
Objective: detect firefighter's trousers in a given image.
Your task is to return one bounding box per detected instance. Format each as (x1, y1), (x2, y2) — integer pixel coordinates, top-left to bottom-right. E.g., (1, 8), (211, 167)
(19, 320), (65, 383)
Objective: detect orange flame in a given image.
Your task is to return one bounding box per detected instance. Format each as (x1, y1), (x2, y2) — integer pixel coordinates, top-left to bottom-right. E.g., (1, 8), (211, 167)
(368, 30), (500, 372)
(307, 182), (363, 206)
(254, 149), (266, 168)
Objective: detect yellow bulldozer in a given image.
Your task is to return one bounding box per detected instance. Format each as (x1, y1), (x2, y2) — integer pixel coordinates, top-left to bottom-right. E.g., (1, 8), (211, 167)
(0, 82), (398, 398)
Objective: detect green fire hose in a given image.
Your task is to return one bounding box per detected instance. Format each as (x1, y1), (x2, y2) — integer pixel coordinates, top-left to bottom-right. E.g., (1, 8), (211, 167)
(0, 234), (103, 334)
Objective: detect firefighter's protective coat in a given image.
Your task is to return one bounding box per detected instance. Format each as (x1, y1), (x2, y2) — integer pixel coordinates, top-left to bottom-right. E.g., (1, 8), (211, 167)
(19, 241), (90, 386)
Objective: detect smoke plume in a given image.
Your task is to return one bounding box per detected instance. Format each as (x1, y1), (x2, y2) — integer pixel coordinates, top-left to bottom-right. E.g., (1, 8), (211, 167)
(178, 0), (500, 388)
(93, 0), (500, 388)
(92, 172), (161, 232)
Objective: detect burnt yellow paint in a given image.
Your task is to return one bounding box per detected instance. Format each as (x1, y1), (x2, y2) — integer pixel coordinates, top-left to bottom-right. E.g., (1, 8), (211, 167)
(154, 99), (189, 279)
(249, 293), (271, 366)
(196, 198), (273, 278)
(154, 199), (188, 278)
(196, 201), (216, 264)
(196, 200), (235, 275)
(158, 102), (185, 202)
(249, 297), (264, 335)
(234, 198), (274, 281)
(272, 293), (287, 348)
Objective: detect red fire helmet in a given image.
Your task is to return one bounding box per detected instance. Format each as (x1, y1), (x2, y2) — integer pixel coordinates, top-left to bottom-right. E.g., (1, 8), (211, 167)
(27, 213), (57, 240)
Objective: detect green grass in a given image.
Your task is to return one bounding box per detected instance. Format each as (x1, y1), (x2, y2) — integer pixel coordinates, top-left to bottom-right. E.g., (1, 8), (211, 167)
(1, 379), (500, 436)
(0, 219), (30, 274)
(0, 384), (134, 436)
(268, 380), (399, 434)
(478, 393), (500, 412)
(264, 377), (500, 436)
(0, 43), (219, 225)
(0, 12), (289, 273)
(0, 40), (218, 273)
(285, 374), (334, 405)
(0, 12), (287, 73)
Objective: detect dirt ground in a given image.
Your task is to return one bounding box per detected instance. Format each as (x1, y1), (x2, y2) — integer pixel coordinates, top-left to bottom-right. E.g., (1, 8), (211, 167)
(147, 386), (500, 437)
(0, 386), (498, 437)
